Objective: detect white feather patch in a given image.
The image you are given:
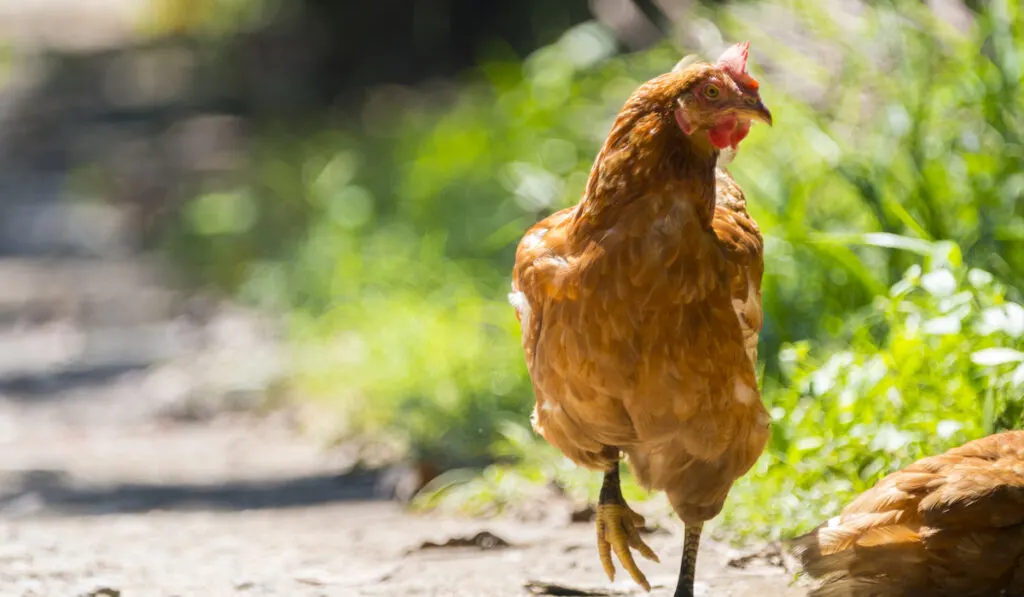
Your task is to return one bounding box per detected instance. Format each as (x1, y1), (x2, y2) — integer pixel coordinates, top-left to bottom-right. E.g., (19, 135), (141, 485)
(718, 146), (737, 165)
(522, 227), (548, 249)
(508, 288), (532, 341)
(733, 377), (756, 405)
(672, 54), (703, 73)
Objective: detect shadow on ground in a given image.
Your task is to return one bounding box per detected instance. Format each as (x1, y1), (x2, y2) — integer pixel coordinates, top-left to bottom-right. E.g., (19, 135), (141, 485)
(0, 363), (153, 400)
(0, 466), (417, 516)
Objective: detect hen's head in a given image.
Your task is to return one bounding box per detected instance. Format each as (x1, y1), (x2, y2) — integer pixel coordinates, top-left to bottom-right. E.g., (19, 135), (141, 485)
(632, 41), (772, 151)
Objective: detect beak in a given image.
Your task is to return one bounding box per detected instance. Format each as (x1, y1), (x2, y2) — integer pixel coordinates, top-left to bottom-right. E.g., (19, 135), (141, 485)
(743, 99), (773, 126)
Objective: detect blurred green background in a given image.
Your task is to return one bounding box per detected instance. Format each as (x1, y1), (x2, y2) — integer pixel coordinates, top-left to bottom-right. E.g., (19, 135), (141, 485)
(40, 0), (1024, 540)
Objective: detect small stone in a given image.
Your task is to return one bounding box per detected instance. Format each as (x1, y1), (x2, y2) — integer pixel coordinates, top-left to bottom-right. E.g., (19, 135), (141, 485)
(77, 585), (120, 597)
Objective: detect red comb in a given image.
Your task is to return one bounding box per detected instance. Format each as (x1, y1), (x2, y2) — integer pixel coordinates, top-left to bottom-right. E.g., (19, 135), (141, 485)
(717, 41), (760, 91)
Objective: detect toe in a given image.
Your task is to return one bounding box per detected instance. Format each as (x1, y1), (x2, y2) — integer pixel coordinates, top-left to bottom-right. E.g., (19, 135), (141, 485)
(596, 517), (616, 582)
(609, 516), (651, 591)
(626, 524), (660, 563)
(596, 504), (655, 591)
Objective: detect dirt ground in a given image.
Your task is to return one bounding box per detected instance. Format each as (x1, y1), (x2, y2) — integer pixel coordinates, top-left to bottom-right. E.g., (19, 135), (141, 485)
(0, 413), (807, 597)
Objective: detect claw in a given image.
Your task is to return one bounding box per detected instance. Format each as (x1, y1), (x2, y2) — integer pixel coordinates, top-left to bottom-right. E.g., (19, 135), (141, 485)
(596, 503), (660, 591)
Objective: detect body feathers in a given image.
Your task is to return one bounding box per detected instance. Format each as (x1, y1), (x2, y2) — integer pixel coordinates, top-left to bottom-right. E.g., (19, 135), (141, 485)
(509, 69), (770, 523)
(793, 431), (1024, 597)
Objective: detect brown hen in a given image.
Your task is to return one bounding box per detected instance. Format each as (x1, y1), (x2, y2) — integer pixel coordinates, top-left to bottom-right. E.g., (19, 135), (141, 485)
(793, 430), (1024, 597)
(509, 42), (773, 596)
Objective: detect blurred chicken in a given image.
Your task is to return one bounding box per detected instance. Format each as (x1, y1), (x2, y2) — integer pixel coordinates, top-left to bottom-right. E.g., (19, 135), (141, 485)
(793, 430), (1024, 597)
(509, 42), (772, 596)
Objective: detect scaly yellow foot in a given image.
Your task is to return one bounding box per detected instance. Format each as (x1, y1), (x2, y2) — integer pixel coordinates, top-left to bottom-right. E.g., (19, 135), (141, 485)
(596, 467), (659, 591)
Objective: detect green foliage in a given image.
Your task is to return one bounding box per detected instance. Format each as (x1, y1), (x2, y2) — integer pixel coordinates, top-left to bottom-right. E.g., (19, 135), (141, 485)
(162, 0), (1024, 538)
(724, 0), (1024, 359)
(723, 240), (1024, 540)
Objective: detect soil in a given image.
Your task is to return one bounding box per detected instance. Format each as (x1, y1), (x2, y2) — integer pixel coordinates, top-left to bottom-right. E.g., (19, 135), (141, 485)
(0, 411), (807, 597)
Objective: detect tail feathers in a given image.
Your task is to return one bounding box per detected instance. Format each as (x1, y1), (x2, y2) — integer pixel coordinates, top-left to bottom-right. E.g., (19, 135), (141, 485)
(790, 519), (928, 597)
(851, 524), (920, 549)
(796, 512), (913, 557)
(804, 577), (901, 597)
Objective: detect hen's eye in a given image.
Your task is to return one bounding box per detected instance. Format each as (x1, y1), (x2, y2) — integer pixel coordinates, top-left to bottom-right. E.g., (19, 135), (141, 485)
(703, 85), (720, 100)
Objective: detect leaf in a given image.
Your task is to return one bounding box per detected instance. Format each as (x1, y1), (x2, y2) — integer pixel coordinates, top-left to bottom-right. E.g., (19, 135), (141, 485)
(923, 315), (961, 335)
(802, 234), (889, 296)
(970, 348), (1024, 367)
(983, 387), (996, 434)
(968, 268), (994, 288)
(920, 270), (956, 297)
(870, 426), (911, 452)
(860, 233), (936, 255)
(977, 304), (1024, 337)
(930, 241), (962, 269)
(935, 420), (962, 439)
(795, 436), (825, 452)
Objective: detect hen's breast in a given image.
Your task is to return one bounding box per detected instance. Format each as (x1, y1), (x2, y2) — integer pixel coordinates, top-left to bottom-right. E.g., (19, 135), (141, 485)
(526, 194), (757, 432)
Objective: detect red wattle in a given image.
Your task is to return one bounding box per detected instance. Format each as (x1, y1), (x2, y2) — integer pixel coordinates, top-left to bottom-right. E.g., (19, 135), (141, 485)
(731, 121), (751, 149)
(708, 118), (735, 149)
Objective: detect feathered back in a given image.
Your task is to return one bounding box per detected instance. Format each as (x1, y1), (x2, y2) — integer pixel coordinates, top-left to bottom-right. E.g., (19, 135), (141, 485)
(791, 430), (1024, 597)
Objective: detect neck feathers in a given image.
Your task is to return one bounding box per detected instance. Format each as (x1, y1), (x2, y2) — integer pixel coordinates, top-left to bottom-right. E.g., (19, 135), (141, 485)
(573, 105), (719, 237)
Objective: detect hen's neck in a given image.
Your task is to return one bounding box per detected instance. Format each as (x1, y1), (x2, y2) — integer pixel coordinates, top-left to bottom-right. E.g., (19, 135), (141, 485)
(572, 111), (719, 241)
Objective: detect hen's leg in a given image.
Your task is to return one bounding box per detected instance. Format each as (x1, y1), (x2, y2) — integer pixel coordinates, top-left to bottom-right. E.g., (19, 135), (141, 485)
(671, 522), (703, 597)
(595, 462), (659, 591)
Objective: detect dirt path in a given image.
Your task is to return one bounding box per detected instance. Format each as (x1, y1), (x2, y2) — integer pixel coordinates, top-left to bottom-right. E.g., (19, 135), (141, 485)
(0, 414), (805, 597)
